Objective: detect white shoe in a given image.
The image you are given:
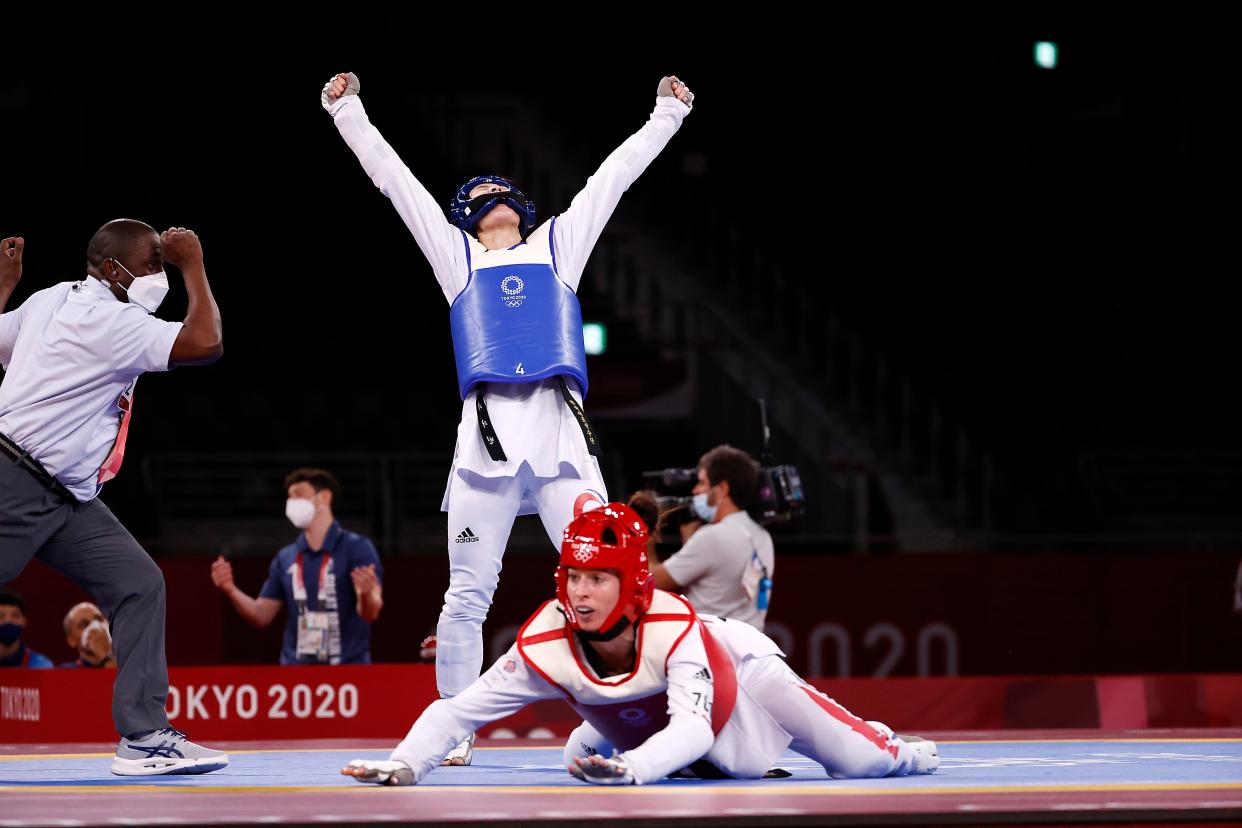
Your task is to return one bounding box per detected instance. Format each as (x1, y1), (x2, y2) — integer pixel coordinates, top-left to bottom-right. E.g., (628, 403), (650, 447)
(441, 732), (475, 766)
(341, 759), (414, 786)
(901, 735), (939, 774)
(110, 728), (228, 776)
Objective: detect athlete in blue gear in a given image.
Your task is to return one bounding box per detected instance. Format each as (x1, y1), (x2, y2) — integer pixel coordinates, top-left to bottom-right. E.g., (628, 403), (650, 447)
(321, 71), (694, 765)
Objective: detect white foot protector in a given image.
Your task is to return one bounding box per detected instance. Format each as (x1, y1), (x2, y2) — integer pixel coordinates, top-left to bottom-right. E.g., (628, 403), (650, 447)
(441, 732), (475, 766)
(905, 737), (940, 774)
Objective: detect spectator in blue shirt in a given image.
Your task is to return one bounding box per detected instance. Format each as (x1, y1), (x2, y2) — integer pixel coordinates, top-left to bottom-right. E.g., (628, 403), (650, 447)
(0, 590), (53, 668)
(210, 468), (383, 664)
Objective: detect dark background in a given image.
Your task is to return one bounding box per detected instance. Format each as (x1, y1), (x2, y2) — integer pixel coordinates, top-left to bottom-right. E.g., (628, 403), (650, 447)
(4, 14), (1242, 673)
(2, 16), (1238, 546)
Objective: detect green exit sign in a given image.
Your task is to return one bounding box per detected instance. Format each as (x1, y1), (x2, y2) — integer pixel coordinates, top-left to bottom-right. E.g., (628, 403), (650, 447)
(583, 323), (607, 355)
(1034, 41), (1058, 70)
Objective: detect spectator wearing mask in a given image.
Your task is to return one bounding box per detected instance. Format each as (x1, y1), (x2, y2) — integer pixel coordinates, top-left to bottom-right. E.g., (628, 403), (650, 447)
(210, 468), (383, 664)
(0, 590), (54, 668)
(61, 601), (117, 668)
(651, 446), (775, 631)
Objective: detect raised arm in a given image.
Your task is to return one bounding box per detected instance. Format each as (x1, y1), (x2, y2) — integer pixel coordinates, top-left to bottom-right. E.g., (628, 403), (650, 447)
(351, 562), (383, 623)
(0, 237), (26, 364)
(210, 556), (282, 628)
(164, 228), (223, 367)
(321, 73), (467, 303)
(553, 76), (694, 291)
(0, 236), (23, 314)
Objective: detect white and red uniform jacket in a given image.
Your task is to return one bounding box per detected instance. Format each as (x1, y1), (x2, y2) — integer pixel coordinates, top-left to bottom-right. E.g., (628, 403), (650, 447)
(387, 590), (792, 784)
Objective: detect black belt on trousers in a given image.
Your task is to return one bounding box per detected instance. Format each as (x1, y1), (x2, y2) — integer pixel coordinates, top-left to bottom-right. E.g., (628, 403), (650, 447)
(474, 377), (602, 464)
(474, 387), (508, 463)
(556, 376), (601, 457)
(0, 432), (78, 504)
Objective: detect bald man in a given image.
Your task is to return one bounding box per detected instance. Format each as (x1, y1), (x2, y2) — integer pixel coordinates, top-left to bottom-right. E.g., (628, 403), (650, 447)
(0, 223), (227, 775)
(61, 602), (117, 668)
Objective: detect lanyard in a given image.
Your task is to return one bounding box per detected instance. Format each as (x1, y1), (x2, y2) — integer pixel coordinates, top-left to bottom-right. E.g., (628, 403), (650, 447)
(737, 523), (773, 610)
(736, 524), (766, 576)
(292, 552), (332, 606)
(97, 382), (136, 485)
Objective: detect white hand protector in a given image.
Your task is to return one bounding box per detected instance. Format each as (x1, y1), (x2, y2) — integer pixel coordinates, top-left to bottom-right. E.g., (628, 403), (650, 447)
(320, 72), (361, 112)
(571, 752), (636, 786)
(657, 75), (694, 110)
(341, 759), (414, 786)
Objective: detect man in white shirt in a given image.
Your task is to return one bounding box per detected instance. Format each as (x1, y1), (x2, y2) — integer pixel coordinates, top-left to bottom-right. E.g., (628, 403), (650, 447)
(0, 223), (227, 775)
(320, 71), (694, 764)
(653, 446), (776, 631)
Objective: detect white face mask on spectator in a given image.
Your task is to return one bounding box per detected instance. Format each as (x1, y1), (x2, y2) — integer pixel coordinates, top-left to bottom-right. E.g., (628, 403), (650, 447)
(692, 491), (717, 523)
(285, 497), (317, 529)
(82, 618), (109, 640)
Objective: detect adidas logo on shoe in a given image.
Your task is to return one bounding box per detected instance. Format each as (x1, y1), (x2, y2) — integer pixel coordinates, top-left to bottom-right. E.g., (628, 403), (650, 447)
(455, 528), (480, 543)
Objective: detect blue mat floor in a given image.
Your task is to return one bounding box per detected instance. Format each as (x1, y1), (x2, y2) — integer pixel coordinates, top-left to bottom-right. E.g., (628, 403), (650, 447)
(2, 739), (1240, 790)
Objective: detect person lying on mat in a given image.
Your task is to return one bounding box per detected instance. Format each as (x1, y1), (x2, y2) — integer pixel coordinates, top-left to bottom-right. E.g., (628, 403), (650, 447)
(341, 503), (939, 786)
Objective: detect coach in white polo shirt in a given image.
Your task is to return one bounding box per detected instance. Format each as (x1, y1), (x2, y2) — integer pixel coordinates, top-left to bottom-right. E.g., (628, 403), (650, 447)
(651, 445), (776, 632)
(0, 222), (229, 776)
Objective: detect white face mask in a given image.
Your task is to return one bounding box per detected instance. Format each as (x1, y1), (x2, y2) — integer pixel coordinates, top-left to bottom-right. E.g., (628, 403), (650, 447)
(110, 259), (170, 314)
(285, 497), (317, 529)
(80, 618), (110, 651)
(692, 491), (717, 523)
(82, 618), (109, 640)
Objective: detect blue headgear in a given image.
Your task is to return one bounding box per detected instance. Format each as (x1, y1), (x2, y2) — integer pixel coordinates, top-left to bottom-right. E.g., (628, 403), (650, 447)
(448, 175), (537, 237)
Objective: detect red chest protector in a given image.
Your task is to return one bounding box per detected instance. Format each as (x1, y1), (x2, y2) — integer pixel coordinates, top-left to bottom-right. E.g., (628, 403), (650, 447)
(516, 590), (737, 750)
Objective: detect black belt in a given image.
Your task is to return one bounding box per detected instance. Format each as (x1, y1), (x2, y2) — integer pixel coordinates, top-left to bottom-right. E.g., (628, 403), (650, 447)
(475, 377), (602, 463)
(475, 389), (508, 462)
(0, 432), (78, 504)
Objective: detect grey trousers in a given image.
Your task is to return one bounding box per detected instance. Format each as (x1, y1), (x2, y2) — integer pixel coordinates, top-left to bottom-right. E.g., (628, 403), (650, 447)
(0, 456), (170, 737)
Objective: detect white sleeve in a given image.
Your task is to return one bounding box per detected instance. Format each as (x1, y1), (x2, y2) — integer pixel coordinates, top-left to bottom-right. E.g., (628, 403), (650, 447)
(328, 95), (469, 304)
(661, 526), (716, 590)
(620, 624), (715, 785)
(388, 645), (564, 783)
(552, 96), (689, 292)
(0, 304), (24, 368)
(111, 307), (184, 376)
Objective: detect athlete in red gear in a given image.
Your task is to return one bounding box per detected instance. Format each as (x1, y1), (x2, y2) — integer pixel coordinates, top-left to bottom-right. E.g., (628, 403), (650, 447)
(342, 503), (939, 786)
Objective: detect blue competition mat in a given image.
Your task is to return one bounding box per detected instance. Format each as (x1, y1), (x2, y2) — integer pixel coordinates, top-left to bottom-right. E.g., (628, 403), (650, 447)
(2, 739), (1241, 790)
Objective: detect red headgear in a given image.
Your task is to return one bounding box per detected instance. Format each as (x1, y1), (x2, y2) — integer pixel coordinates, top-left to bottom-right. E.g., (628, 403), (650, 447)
(555, 502), (654, 638)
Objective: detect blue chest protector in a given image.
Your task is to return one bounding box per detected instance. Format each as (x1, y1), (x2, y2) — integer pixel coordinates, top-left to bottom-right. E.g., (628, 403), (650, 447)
(449, 239), (589, 400)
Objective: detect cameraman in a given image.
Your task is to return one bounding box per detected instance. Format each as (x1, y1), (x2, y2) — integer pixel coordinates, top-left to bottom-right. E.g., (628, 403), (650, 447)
(651, 445), (775, 631)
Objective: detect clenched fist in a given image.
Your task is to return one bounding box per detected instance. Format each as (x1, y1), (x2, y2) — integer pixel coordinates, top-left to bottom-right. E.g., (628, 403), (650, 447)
(211, 555), (237, 594)
(161, 228), (203, 270)
(321, 72), (360, 111)
(1, 236), (24, 292)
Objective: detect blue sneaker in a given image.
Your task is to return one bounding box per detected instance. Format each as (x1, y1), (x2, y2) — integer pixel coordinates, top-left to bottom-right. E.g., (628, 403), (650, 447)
(111, 728), (229, 776)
